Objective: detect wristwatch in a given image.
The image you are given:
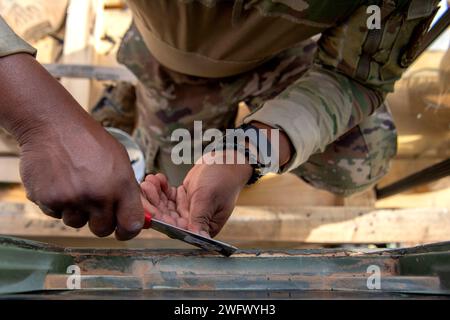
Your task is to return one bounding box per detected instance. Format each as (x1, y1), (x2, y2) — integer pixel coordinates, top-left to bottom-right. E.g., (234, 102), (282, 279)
(214, 123), (278, 185)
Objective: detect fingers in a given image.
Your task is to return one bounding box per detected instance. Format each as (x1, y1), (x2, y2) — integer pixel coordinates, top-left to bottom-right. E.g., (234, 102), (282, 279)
(140, 179), (161, 206)
(140, 173), (193, 230)
(159, 213), (178, 226)
(84, 202), (117, 238)
(155, 173), (169, 194)
(114, 184), (144, 241)
(141, 174), (173, 206)
(160, 192), (168, 205)
(168, 186), (177, 202)
(63, 206), (119, 239)
(174, 216), (188, 229)
(35, 186), (142, 239)
(141, 191), (179, 226)
(186, 187), (233, 238)
(62, 209), (89, 229)
(34, 166), (226, 241)
(199, 230), (211, 238)
(176, 185), (189, 219)
(169, 210), (179, 220)
(140, 193), (163, 219)
(144, 174), (169, 196)
(207, 208), (232, 238)
(36, 202), (62, 219)
(32, 188), (68, 220)
(167, 199), (176, 211)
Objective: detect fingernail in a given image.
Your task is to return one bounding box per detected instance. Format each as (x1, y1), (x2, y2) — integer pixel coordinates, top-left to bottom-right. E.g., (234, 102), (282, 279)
(129, 221), (144, 232)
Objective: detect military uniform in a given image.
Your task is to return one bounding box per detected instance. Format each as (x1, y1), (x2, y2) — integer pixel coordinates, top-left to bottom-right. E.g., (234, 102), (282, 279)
(0, 0), (440, 194)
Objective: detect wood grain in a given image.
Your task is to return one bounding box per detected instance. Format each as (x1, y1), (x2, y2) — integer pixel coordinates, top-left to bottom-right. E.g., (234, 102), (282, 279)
(1, 198), (449, 244)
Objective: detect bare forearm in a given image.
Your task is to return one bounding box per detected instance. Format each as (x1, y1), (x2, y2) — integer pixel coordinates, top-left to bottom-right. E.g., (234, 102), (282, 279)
(0, 53), (145, 240)
(0, 53), (90, 144)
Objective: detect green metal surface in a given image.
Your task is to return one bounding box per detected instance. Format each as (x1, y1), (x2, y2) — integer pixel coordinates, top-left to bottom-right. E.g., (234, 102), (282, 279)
(0, 237), (74, 294)
(1, 236), (450, 299)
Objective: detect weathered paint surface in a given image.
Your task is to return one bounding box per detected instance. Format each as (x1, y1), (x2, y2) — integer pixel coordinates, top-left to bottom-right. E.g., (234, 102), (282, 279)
(1, 236), (450, 298)
(0, 237), (73, 294)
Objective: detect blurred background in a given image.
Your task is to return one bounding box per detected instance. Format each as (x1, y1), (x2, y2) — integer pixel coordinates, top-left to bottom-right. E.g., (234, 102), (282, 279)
(0, 0), (449, 250)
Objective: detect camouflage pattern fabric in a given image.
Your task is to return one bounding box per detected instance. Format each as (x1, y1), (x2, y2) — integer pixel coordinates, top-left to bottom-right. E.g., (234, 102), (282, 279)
(91, 82), (137, 135)
(116, 25), (397, 193)
(296, 104), (397, 196)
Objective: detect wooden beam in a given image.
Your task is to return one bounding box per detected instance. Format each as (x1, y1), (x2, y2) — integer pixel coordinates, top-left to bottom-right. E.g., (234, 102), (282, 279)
(221, 206), (450, 244)
(0, 158), (20, 183)
(237, 173), (338, 207)
(61, 0), (97, 109)
(0, 200), (449, 244)
(338, 189), (376, 207)
(44, 64), (137, 82)
(0, 130), (19, 155)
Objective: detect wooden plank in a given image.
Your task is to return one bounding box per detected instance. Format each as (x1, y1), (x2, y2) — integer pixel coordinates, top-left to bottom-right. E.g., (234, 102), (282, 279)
(104, 0), (126, 9)
(0, 129), (19, 155)
(222, 206), (450, 244)
(44, 64), (137, 82)
(0, 157), (20, 183)
(0, 200), (168, 241)
(0, 173), (339, 209)
(61, 0), (96, 109)
(338, 189), (376, 207)
(0, 199), (449, 244)
(34, 35), (62, 65)
(237, 173), (338, 207)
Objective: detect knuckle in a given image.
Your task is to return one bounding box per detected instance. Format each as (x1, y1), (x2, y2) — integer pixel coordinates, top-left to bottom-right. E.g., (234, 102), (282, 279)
(86, 189), (109, 203)
(38, 193), (64, 209)
(141, 181), (156, 193)
(145, 174), (157, 183)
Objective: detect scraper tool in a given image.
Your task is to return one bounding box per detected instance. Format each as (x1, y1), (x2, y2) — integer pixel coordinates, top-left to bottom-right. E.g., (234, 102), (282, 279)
(106, 128), (238, 257)
(143, 211), (237, 257)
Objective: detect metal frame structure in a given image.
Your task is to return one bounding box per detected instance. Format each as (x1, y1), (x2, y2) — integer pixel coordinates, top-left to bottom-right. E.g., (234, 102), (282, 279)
(376, 158), (450, 199)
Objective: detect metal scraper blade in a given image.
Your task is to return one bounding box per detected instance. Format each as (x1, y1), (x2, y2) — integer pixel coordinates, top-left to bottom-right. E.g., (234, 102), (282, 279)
(150, 219), (237, 257)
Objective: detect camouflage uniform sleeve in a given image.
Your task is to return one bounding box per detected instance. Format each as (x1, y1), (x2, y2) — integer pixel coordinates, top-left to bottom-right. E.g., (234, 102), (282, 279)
(0, 15), (36, 58)
(244, 0), (440, 173)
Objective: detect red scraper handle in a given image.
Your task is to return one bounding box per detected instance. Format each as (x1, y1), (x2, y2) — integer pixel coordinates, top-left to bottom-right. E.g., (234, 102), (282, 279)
(143, 211), (152, 229)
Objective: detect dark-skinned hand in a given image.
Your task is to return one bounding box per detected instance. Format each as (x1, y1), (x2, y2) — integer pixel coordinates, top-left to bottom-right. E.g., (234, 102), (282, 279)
(0, 54), (144, 240)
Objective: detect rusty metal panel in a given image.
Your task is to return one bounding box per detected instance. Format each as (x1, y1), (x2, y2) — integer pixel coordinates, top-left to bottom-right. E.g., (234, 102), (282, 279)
(1, 236), (450, 298)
